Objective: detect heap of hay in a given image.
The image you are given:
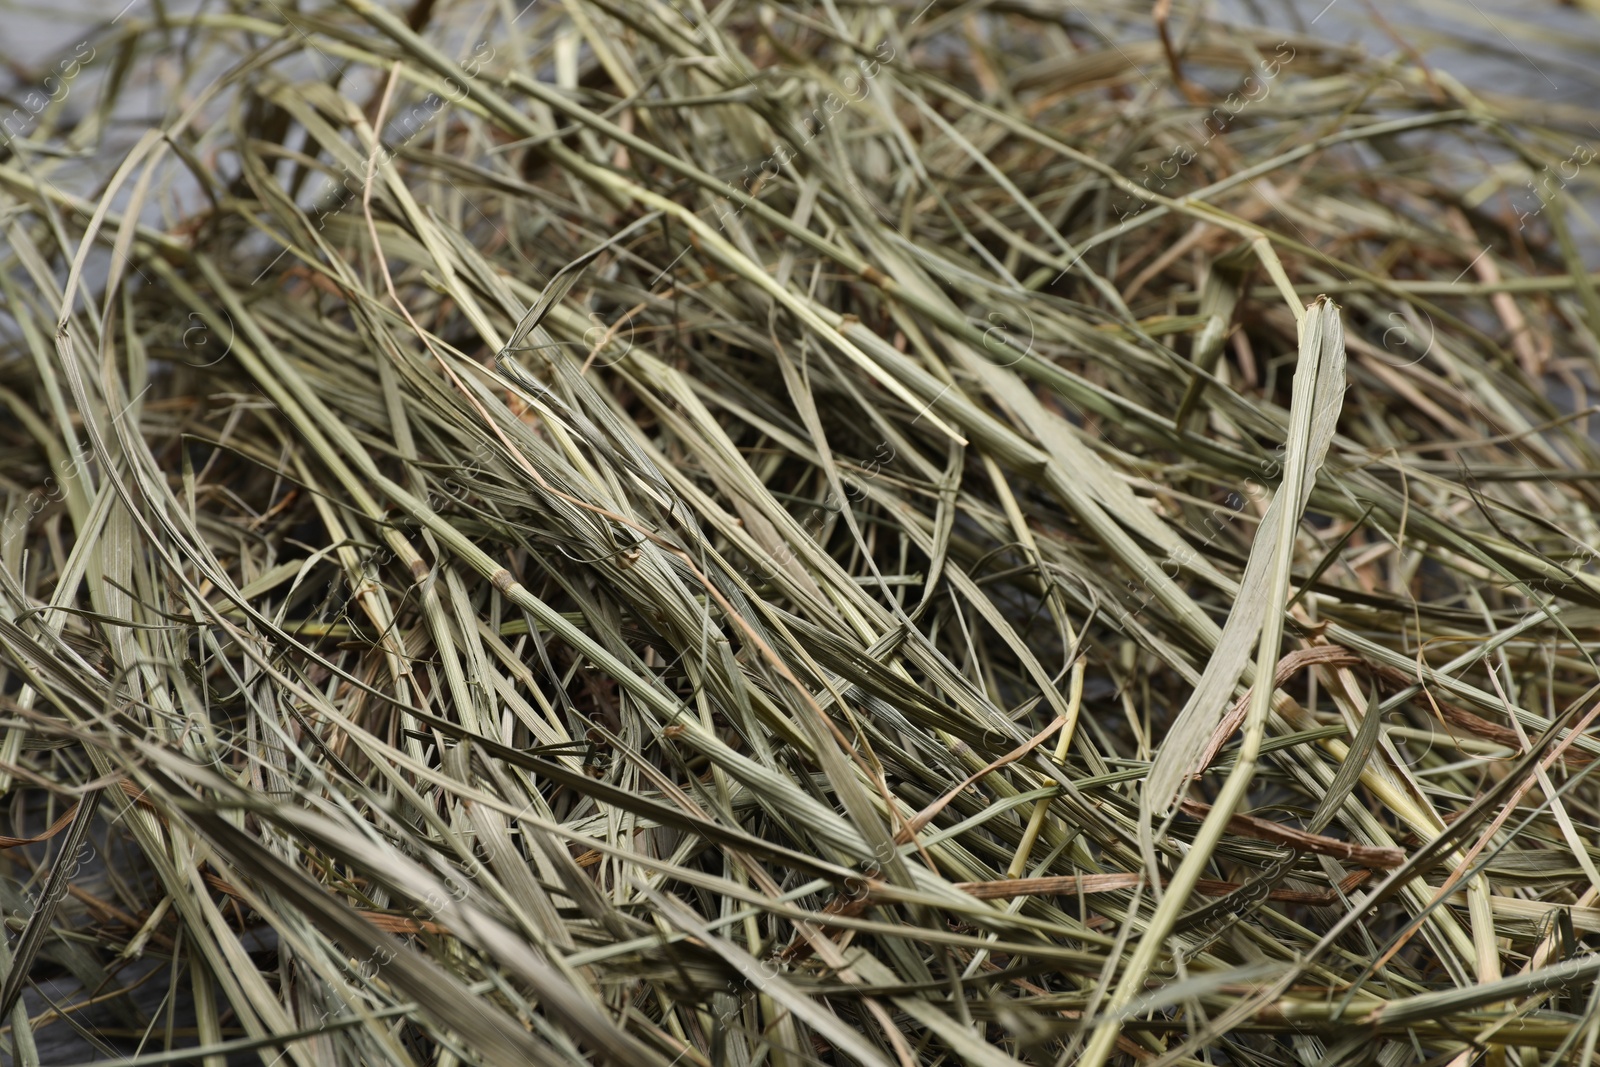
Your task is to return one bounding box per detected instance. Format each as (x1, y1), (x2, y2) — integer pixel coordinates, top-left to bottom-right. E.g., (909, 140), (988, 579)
(2, 0), (1599, 1063)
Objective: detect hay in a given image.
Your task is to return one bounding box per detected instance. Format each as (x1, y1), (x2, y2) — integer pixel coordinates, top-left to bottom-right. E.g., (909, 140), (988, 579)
(2, 0), (1600, 1063)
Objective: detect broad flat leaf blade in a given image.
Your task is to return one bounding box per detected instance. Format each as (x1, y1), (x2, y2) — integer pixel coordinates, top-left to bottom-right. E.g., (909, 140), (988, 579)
(1144, 299), (1347, 816)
